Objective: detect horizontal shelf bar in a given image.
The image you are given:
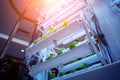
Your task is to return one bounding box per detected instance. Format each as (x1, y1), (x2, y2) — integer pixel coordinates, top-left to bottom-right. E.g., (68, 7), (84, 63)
(52, 63), (102, 80)
(26, 20), (84, 56)
(29, 41), (92, 76)
(61, 54), (100, 72)
(64, 61), (120, 80)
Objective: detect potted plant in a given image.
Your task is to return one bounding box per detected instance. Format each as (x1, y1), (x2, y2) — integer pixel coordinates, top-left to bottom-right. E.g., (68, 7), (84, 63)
(72, 41), (79, 46)
(83, 63), (88, 68)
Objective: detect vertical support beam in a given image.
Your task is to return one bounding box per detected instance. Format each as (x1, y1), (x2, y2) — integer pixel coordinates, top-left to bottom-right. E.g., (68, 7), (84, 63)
(81, 20), (106, 65)
(29, 24), (37, 45)
(0, 18), (21, 59)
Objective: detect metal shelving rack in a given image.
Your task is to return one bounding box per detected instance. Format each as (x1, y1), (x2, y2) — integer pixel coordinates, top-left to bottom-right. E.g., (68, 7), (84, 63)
(26, 16), (107, 79)
(25, 0), (111, 80)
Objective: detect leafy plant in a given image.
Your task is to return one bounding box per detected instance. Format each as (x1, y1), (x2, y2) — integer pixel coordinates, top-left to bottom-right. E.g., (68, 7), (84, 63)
(46, 54), (55, 60)
(63, 20), (68, 26)
(60, 20), (68, 28)
(50, 73), (56, 79)
(84, 36), (88, 40)
(34, 40), (39, 44)
(59, 72), (65, 76)
(80, 63), (88, 69)
(80, 64), (84, 69)
(70, 69), (76, 73)
(41, 34), (48, 39)
(48, 26), (57, 33)
(68, 41), (80, 49)
(83, 63), (88, 68)
(68, 43), (76, 49)
(60, 47), (65, 51)
(57, 51), (62, 55)
(72, 41), (79, 45)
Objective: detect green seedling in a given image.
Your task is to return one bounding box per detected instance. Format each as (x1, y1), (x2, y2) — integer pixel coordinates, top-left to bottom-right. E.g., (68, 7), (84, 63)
(71, 69), (76, 73)
(46, 55), (55, 60)
(48, 26), (57, 33)
(84, 36), (88, 40)
(59, 72), (65, 76)
(50, 73), (56, 79)
(34, 40), (39, 44)
(60, 47), (65, 51)
(80, 63), (88, 69)
(80, 64), (84, 69)
(83, 63), (88, 68)
(68, 43), (76, 49)
(72, 41), (79, 46)
(41, 34), (48, 39)
(57, 51), (62, 55)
